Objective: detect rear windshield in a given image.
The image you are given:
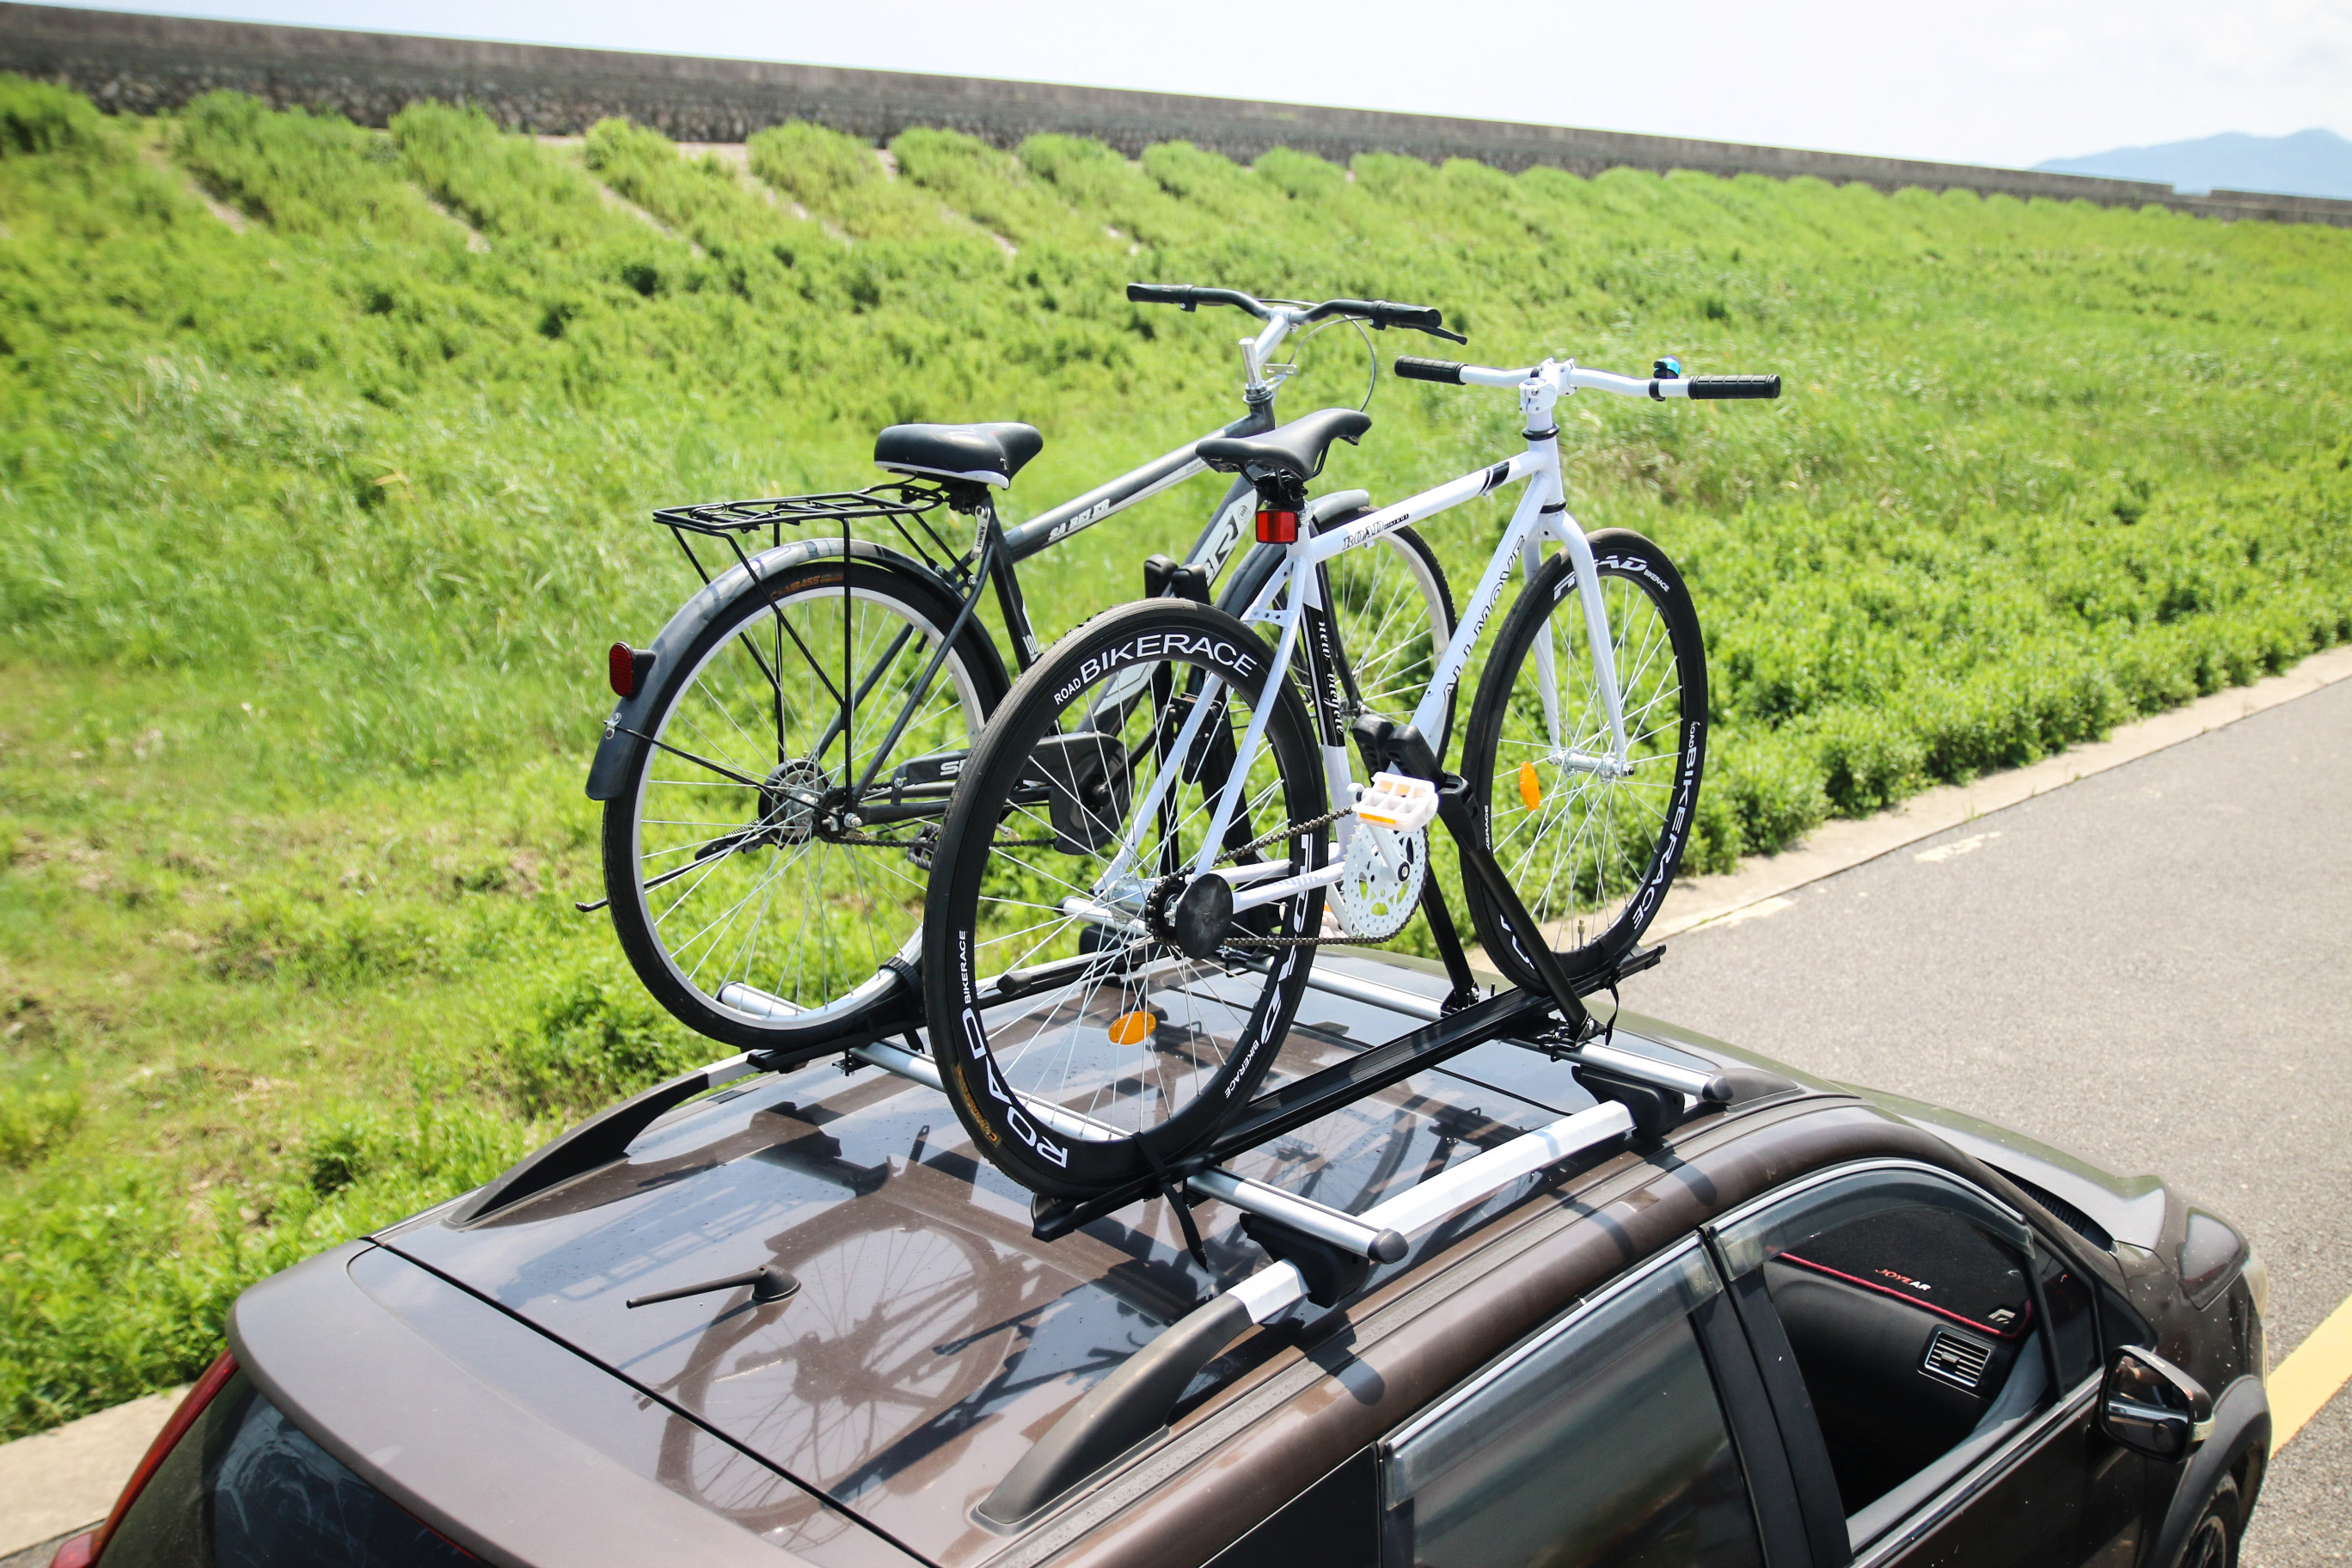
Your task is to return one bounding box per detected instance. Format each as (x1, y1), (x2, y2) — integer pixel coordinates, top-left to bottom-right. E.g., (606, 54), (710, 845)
(101, 1370), (477, 1566)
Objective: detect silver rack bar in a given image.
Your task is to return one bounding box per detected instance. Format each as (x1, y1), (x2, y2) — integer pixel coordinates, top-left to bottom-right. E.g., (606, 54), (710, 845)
(1297, 966), (1733, 1104)
(1357, 1099), (1632, 1240)
(1189, 1169), (1406, 1262)
(848, 1040), (1408, 1262)
(852, 1038), (942, 1091)
(1300, 964), (1444, 1021)
(1563, 1041), (1732, 1104)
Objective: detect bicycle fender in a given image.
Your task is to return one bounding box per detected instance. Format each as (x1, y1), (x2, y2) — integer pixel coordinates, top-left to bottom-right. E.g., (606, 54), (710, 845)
(584, 537), (983, 801)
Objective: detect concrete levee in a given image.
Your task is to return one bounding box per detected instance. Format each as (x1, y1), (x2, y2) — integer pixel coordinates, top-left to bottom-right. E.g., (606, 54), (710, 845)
(3, 2), (2348, 228)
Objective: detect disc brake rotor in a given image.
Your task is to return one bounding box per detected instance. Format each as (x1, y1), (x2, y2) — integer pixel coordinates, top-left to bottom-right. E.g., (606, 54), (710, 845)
(1333, 824), (1425, 940)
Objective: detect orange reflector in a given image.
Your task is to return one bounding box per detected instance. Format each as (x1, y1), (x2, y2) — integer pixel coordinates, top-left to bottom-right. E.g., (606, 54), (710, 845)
(1518, 762), (1543, 812)
(1107, 1010), (1157, 1046)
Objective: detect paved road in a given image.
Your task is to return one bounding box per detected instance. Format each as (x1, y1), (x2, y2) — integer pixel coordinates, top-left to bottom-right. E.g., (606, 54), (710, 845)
(1623, 675), (2352, 1565)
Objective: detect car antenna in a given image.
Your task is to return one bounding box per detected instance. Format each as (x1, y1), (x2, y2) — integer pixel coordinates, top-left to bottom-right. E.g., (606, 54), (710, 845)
(626, 1265), (799, 1310)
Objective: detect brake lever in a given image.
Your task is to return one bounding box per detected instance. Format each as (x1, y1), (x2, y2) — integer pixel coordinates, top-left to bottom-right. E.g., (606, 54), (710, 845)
(1418, 323), (1469, 345)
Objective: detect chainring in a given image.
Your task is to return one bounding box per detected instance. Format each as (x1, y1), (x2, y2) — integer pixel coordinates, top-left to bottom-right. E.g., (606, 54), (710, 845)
(1332, 823), (1425, 940)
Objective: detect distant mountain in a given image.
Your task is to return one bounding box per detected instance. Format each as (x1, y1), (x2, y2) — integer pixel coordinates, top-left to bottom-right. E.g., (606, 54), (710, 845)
(2037, 129), (2352, 201)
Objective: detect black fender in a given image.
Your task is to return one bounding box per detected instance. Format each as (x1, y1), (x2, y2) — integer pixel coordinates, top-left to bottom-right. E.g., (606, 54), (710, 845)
(2148, 1372), (2269, 1567)
(585, 537), (1003, 801)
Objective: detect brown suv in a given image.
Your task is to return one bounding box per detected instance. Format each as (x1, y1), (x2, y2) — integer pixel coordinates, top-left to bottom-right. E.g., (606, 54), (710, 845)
(58, 952), (2266, 1568)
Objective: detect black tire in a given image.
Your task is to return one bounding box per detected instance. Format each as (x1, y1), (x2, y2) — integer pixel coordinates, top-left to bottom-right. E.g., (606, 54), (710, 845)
(922, 599), (1326, 1198)
(1220, 512), (1458, 750)
(1460, 530), (1706, 991)
(603, 554), (1008, 1055)
(2179, 1479), (2241, 1568)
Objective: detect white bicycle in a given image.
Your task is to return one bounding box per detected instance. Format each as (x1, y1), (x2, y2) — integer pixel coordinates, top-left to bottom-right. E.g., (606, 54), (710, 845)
(921, 304), (1779, 1198)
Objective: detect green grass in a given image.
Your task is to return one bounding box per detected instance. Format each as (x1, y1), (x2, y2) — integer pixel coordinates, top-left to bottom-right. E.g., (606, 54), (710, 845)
(0, 73), (2347, 1437)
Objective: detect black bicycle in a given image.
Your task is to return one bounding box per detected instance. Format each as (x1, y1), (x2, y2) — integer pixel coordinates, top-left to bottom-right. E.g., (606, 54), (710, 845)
(587, 285), (1467, 1062)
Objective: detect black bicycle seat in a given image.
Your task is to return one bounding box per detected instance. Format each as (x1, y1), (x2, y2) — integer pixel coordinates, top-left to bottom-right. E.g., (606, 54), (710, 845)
(874, 422), (1044, 488)
(1196, 407), (1370, 483)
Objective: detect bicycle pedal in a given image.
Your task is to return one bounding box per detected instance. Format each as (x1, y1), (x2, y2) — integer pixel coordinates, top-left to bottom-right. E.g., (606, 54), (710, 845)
(1354, 772), (1440, 833)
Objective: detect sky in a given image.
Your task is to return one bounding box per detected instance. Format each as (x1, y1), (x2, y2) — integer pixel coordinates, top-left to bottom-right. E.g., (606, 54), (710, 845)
(52, 0), (2352, 171)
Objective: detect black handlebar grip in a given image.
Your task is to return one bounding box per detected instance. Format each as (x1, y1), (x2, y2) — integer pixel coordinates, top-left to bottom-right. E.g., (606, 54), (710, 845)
(1394, 357), (1466, 384)
(1127, 283), (1194, 306)
(1372, 301), (1442, 330)
(1687, 375), (1781, 400)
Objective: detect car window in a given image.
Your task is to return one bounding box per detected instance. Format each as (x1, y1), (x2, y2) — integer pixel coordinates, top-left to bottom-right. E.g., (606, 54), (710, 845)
(2037, 1246), (2098, 1388)
(1379, 1244), (1763, 1568)
(1712, 1166), (2058, 1543)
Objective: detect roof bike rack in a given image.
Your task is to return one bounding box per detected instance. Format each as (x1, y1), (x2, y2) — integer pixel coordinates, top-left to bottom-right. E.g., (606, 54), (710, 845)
(974, 1093), (1644, 1527)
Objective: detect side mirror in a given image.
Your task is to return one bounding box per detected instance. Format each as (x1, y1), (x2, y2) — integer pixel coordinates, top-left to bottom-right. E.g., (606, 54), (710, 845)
(2100, 1347), (2214, 1461)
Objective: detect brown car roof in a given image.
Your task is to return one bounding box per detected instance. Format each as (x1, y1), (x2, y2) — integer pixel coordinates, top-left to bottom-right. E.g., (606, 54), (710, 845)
(376, 954), (1860, 1566)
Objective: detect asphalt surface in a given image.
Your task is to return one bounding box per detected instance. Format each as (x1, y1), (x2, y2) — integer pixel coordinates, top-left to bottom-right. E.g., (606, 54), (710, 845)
(1622, 674), (2352, 1565)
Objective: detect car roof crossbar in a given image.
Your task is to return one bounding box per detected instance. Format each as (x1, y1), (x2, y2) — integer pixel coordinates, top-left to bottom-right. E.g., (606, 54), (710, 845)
(974, 1095), (1638, 1528)
(447, 948), (1728, 1244)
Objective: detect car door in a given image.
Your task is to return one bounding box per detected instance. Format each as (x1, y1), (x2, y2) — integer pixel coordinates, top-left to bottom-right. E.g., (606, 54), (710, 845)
(1703, 1161), (2126, 1568)
(1367, 1238), (1810, 1568)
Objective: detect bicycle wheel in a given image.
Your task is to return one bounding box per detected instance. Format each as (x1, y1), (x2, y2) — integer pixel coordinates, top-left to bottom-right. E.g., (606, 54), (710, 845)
(922, 600), (1327, 1197)
(604, 553), (1008, 1053)
(1460, 529), (1706, 990)
(1221, 512), (1457, 749)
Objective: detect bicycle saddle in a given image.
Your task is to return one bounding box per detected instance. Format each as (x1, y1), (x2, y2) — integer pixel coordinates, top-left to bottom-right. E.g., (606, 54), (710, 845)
(874, 422), (1044, 488)
(1196, 407), (1370, 483)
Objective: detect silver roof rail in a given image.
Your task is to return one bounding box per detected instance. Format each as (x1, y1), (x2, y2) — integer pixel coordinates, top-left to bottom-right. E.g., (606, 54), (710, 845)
(975, 1098), (1637, 1527)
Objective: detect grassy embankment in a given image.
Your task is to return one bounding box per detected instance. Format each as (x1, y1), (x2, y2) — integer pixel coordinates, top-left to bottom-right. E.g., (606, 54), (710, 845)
(1, 77), (2347, 1436)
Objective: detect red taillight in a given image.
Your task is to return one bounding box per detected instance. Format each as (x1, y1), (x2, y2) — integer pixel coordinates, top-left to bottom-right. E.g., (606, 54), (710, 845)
(87, 1350), (239, 1563)
(1254, 508), (1298, 543)
(608, 643), (653, 698)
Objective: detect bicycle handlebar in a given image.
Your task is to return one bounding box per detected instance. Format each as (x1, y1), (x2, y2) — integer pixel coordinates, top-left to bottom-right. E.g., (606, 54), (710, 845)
(1396, 356), (1782, 401)
(1127, 283), (1267, 315)
(1128, 283), (1464, 340)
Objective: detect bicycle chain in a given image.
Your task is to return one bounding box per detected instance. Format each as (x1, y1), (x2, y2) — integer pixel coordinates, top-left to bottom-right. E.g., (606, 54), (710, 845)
(1216, 805), (1356, 867)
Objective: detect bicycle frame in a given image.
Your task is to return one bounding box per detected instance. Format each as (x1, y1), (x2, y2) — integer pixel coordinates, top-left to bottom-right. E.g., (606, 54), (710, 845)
(823, 307), (1338, 808)
(1089, 359), (1639, 914)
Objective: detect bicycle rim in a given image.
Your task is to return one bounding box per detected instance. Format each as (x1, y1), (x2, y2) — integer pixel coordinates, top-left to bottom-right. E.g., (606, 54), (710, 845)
(1462, 531), (1705, 984)
(925, 601), (1325, 1197)
(611, 566), (992, 1044)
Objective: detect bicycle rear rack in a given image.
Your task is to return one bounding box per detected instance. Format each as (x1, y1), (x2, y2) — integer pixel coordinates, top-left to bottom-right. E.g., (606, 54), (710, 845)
(652, 481), (974, 591)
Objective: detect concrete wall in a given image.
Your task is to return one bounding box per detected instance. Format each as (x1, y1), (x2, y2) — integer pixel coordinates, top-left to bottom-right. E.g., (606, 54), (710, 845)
(6, 2), (2349, 229)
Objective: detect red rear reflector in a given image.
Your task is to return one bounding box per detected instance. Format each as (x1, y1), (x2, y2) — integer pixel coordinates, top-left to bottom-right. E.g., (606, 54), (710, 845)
(1255, 508), (1298, 543)
(89, 1349), (240, 1562)
(609, 643), (653, 698)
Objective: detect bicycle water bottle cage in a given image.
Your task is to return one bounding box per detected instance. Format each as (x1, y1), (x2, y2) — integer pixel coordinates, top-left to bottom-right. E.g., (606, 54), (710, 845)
(1355, 773), (1441, 833)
